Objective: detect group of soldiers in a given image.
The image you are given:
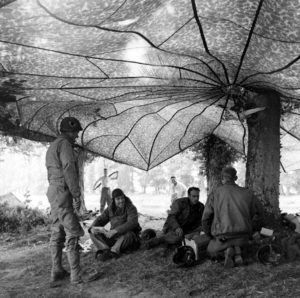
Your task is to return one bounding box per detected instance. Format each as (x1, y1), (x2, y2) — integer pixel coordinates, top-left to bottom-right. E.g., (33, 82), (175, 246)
(46, 117), (263, 286)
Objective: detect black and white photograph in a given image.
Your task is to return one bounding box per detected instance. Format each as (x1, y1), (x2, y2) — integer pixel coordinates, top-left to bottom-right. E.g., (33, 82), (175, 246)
(0, 0), (300, 297)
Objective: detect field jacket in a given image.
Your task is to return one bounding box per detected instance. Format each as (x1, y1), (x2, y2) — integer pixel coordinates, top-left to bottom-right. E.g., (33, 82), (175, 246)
(163, 197), (205, 234)
(91, 200), (141, 235)
(202, 182), (263, 238)
(46, 135), (80, 218)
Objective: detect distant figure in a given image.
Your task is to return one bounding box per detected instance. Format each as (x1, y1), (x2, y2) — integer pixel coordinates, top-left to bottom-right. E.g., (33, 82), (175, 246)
(202, 166), (264, 268)
(93, 168), (118, 213)
(170, 176), (187, 204)
(145, 187), (204, 250)
(89, 188), (141, 261)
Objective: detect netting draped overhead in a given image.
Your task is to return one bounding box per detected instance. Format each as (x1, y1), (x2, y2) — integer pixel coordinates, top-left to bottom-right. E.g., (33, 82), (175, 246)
(0, 0), (300, 170)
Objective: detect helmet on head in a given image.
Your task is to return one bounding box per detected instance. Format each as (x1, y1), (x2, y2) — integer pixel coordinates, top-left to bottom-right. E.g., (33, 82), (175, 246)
(173, 245), (196, 267)
(60, 117), (83, 133)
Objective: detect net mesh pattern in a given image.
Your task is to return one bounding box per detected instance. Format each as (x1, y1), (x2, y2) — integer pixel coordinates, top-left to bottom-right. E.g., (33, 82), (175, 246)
(0, 0), (300, 169)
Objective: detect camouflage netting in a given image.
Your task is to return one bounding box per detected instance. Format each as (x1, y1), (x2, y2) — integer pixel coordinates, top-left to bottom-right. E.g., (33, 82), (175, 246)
(0, 0), (300, 170)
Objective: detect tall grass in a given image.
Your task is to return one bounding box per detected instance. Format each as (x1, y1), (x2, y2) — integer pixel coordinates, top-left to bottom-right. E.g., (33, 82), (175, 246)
(0, 202), (50, 233)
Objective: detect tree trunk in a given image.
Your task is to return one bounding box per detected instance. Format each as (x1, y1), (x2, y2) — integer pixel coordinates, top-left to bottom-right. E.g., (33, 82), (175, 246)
(246, 90), (281, 218)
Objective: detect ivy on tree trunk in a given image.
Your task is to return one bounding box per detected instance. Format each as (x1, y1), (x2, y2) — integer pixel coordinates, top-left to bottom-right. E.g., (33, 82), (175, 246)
(204, 135), (240, 195)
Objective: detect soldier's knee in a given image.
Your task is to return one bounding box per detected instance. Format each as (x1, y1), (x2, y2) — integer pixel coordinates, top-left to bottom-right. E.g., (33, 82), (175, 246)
(123, 231), (136, 240)
(50, 230), (65, 246)
(65, 237), (80, 252)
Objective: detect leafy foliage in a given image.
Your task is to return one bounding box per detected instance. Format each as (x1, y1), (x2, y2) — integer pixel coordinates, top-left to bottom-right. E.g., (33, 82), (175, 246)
(0, 135), (38, 154)
(0, 77), (24, 103)
(0, 202), (50, 233)
(191, 135), (243, 177)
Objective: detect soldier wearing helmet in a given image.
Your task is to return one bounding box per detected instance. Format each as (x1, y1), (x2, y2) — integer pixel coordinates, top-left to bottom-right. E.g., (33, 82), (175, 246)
(202, 166), (263, 269)
(46, 117), (89, 285)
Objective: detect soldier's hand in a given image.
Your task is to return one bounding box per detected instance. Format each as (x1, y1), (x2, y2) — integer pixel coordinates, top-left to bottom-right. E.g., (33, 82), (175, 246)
(73, 197), (81, 211)
(175, 227), (183, 238)
(90, 227), (100, 235)
(105, 229), (118, 239)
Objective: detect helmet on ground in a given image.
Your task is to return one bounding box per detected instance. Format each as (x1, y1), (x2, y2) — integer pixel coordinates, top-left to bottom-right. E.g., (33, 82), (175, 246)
(173, 245), (196, 267)
(256, 243), (282, 265)
(60, 117), (83, 133)
(141, 229), (156, 241)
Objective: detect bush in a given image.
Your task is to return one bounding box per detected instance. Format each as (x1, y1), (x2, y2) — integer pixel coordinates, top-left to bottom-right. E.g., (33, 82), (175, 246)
(0, 203), (50, 233)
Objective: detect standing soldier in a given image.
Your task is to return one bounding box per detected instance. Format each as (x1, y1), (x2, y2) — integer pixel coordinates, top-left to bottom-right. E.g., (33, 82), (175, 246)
(46, 117), (98, 285)
(93, 168), (118, 213)
(170, 176), (187, 204)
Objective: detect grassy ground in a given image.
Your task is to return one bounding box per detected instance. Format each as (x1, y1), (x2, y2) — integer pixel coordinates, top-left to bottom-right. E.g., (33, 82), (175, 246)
(1, 222), (300, 298)
(2, 193), (300, 298)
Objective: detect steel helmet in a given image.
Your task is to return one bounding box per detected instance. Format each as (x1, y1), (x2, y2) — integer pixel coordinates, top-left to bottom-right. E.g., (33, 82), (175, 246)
(141, 229), (157, 241)
(256, 243), (282, 265)
(173, 245), (196, 267)
(60, 117), (83, 133)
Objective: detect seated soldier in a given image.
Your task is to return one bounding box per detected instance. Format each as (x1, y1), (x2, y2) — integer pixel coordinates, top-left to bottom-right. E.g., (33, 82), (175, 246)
(89, 188), (141, 261)
(145, 187), (204, 250)
(202, 166), (263, 268)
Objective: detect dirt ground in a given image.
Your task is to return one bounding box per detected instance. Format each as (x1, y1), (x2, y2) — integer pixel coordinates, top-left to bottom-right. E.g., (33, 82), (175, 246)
(1, 223), (300, 298)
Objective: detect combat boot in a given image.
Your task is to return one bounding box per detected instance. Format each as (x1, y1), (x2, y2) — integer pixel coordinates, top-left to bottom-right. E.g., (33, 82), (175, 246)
(66, 249), (83, 284)
(50, 245), (70, 282)
(67, 249), (103, 284)
(224, 247), (234, 269)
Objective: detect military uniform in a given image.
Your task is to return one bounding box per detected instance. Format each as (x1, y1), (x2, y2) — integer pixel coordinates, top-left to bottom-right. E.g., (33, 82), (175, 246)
(46, 117), (84, 284)
(202, 181), (263, 257)
(46, 135), (84, 250)
(163, 197), (204, 244)
(146, 197), (204, 248)
(89, 198), (141, 254)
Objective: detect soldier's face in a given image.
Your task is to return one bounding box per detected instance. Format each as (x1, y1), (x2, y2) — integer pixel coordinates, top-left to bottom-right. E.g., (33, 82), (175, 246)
(188, 190), (199, 205)
(115, 195), (125, 209)
(171, 177), (177, 185)
(67, 131), (79, 142)
(73, 131), (79, 140)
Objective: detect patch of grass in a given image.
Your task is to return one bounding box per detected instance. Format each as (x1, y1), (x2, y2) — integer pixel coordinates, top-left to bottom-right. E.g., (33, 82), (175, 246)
(80, 246), (300, 297)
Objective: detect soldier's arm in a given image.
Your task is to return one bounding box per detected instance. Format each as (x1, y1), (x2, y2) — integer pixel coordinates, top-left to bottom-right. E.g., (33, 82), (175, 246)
(108, 171), (118, 180)
(165, 200), (182, 230)
(90, 208), (110, 228)
(59, 140), (81, 198)
(93, 176), (103, 190)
